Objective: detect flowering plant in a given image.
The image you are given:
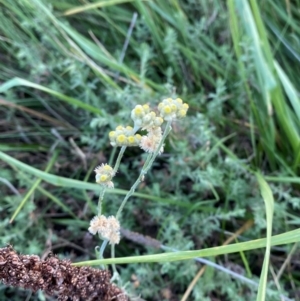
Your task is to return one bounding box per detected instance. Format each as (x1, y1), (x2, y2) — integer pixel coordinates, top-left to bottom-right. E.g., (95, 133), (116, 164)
(88, 98), (189, 282)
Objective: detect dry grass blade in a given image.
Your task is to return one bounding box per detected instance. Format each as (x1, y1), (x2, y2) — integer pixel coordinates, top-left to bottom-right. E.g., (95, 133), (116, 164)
(0, 98), (75, 130)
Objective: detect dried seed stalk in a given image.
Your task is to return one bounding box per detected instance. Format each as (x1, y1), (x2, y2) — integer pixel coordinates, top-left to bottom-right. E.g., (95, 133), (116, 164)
(0, 246), (127, 301)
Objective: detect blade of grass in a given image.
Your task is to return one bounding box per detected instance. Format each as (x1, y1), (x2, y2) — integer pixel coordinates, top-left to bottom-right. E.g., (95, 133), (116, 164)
(230, 0), (300, 170)
(64, 0), (137, 16)
(10, 151), (59, 223)
(0, 144), (48, 151)
(249, 0), (300, 153)
(227, 0), (275, 168)
(0, 78), (104, 115)
(237, 0), (276, 90)
(264, 176), (300, 184)
(236, 0), (277, 168)
(255, 173), (274, 301)
(73, 227), (300, 266)
(0, 151), (192, 208)
(274, 60), (300, 123)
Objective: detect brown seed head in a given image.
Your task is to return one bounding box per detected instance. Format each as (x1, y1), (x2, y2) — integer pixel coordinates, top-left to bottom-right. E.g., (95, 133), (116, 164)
(0, 246), (128, 301)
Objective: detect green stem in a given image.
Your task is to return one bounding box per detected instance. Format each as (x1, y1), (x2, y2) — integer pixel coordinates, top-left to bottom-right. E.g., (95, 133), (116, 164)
(113, 146), (127, 174)
(97, 187), (106, 215)
(116, 121), (172, 220)
(97, 239), (109, 269)
(110, 244), (119, 283)
(116, 153), (152, 219)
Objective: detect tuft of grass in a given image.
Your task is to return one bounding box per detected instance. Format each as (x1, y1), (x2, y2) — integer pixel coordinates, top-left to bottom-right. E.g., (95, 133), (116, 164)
(228, 0), (300, 171)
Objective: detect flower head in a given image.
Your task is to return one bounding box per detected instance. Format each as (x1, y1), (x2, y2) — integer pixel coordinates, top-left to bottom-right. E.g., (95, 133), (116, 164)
(88, 215), (121, 244)
(131, 104), (163, 130)
(139, 127), (164, 154)
(109, 125), (141, 147)
(94, 164), (115, 187)
(158, 98), (189, 121)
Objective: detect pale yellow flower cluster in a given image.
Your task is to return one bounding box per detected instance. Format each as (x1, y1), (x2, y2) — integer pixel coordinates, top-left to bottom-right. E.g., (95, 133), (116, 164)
(158, 98), (189, 121)
(94, 164), (115, 188)
(88, 215), (120, 245)
(131, 104), (164, 129)
(109, 125), (142, 147)
(108, 98), (189, 152)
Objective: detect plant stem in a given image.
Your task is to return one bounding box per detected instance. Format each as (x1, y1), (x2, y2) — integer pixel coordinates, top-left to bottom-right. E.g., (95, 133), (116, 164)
(98, 239), (109, 269)
(113, 146), (127, 174)
(116, 121), (172, 220)
(97, 187), (106, 216)
(110, 244), (119, 283)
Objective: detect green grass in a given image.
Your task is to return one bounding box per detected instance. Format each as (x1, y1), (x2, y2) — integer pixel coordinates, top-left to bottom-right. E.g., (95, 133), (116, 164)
(0, 0), (300, 300)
